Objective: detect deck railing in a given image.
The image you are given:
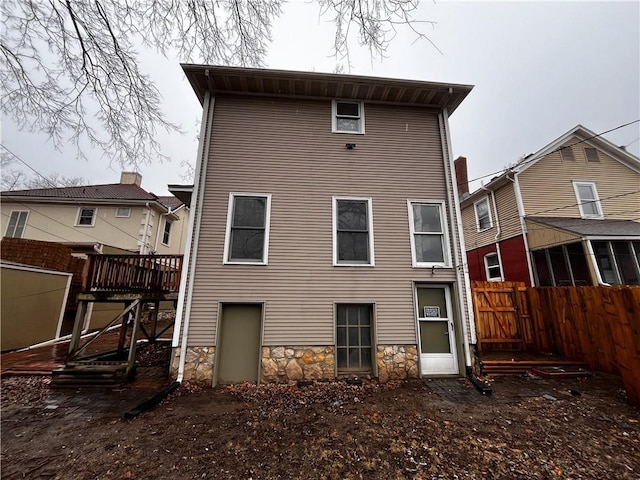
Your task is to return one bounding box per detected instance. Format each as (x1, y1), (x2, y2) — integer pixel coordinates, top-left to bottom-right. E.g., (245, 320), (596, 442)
(83, 254), (183, 292)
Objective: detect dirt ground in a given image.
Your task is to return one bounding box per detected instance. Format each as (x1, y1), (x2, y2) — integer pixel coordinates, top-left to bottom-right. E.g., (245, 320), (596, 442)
(1, 372), (639, 480)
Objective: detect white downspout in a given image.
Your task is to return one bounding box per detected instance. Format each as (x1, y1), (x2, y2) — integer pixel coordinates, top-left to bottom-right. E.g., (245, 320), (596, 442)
(154, 208), (172, 252)
(481, 184), (504, 280)
(141, 202), (152, 254)
(510, 174), (536, 286)
(174, 90), (214, 382)
(439, 110), (474, 370)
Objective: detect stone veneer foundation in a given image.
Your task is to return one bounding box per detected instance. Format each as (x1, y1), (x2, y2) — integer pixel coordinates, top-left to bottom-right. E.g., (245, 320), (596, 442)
(171, 346), (216, 386)
(261, 346), (335, 382)
(173, 344), (420, 385)
(376, 345), (419, 383)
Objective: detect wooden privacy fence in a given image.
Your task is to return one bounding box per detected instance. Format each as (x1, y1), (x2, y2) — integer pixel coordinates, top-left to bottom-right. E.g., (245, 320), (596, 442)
(472, 282), (640, 406)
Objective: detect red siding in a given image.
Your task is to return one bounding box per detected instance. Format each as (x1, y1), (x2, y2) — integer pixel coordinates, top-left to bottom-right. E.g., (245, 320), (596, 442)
(466, 235), (530, 286)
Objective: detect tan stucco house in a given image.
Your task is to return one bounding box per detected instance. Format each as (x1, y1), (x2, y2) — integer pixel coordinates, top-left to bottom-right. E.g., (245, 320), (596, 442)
(172, 65), (477, 385)
(459, 125), (640, 286)
(1, 172), (189, 255)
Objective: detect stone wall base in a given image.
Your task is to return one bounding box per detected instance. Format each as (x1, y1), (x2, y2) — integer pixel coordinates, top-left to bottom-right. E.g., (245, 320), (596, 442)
(171, 346), (215, 386)
(376, 345), (419, 382)
(262, 346), (334, 383)
(172, 344), (421, 385)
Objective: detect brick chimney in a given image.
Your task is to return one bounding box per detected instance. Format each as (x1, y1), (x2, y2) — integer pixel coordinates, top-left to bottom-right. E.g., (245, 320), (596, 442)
(454, 156), (469, 197)
(120, 171), (142, 186)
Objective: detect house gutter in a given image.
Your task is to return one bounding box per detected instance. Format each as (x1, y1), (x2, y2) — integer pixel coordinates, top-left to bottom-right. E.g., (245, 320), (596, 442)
(140, 202), (152, 254)
(481, 183), (504, 279)
(174, 89), (214, 383)
(439, 109), (473, 371)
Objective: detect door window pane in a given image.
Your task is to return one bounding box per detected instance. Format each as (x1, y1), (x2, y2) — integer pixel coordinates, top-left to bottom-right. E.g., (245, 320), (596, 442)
(417, 287), (447, 319)
(420, 321), (451, 354)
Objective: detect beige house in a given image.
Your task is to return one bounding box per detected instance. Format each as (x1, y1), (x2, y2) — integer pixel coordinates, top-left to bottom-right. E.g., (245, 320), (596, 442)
(172, 65), (477, 385)
(459, 125), (640, 286)
(1, 172), (189, 255)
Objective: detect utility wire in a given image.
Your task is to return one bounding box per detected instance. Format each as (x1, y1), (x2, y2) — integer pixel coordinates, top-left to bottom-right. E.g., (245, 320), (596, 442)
(1, 145), (164, 249)
(460, 119), (640, 189)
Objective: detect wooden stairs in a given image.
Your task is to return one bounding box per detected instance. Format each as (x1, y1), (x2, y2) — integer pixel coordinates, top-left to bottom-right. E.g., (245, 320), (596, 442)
(52, 359), (133, 385)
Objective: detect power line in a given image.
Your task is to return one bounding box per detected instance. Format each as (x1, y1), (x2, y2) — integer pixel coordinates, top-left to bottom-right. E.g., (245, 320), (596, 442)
(1, 145), (161, 250)
(460, 119), (640, 189)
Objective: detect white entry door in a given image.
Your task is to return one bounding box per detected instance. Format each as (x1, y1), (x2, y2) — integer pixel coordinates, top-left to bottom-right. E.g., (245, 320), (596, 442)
(416, 285), (459, 375)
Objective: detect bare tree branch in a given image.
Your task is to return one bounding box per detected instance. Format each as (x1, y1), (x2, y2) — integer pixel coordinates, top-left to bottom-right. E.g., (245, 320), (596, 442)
(1, 0), (436, 169)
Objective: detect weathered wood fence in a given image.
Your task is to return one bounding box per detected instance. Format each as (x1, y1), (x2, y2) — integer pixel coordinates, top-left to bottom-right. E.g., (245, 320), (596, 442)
(472, 282), (640, 405)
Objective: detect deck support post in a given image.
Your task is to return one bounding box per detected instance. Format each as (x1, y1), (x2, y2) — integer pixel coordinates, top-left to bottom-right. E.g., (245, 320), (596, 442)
(68, 301), (88, 359)
(117, 301), (131, 355)
(124, 301), (143, 381)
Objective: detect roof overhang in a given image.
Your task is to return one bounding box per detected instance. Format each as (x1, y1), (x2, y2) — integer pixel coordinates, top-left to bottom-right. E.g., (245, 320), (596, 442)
(168, 184), (193, 208)
(1, 196), (170, 212)
(181, 64), (473, 115)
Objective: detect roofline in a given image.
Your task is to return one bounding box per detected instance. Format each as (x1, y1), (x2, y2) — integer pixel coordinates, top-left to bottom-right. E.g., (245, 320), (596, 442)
(0, 196), (172, 212)
(181, 64), (473, 114)
(516, 124), (640, 175)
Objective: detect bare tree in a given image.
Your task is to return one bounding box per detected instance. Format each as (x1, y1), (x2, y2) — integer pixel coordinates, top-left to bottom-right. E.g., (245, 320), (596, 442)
(1, 0), (434, 169)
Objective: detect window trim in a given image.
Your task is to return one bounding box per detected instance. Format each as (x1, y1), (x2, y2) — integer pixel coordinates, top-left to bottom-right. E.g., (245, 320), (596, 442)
(407, 199), (451, 268)
(161, 219), (172, 246)
(115, 207), (131, 218)
(331, 99), (365, 134)
(484, 252), (504, 282)
(4, 210), (29, 238)
(560, 146), (576, 161)
(223, 192), (272, 265)
(333, 196), (375, 267)
(584, 146), (600, 162)
(572, 181), (603, 219)
(474, 196), (493, 232)
(75, 207), (97, 227)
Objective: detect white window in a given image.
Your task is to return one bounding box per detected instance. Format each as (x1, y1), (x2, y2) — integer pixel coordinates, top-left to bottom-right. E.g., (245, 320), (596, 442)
(573, 181), (603, 219)
(162, 220), (172, 246)
(484, 252), (503, 281)
(474, 197), (492, 231)
(332, 100), (365, 134)
(223, 193), (272, 265)
(116, 207), (131, 218)
(76, 207), (96, 226)
(407, 200), (450, 267)
(5, 211), (28, 238)
(333, 197), (374, 266)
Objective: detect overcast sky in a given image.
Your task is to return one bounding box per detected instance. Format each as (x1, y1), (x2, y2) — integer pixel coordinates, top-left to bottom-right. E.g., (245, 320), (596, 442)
(2, 1), (639, 196)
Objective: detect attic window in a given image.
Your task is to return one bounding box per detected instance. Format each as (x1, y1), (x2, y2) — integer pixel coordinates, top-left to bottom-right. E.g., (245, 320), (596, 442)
(332, 100), (365, 134)
(560, 146), (575, 162)
(585, 147), (600, 162)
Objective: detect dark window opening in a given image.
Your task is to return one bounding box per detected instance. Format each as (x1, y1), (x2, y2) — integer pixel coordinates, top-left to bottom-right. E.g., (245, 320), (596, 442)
(336, 304), (373, 373)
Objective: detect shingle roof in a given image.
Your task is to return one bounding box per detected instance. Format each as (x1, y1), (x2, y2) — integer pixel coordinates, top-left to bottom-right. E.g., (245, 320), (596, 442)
(157, 195), (184, 210)
(528, 216), (640, 237)
(1, 183), (158, 201)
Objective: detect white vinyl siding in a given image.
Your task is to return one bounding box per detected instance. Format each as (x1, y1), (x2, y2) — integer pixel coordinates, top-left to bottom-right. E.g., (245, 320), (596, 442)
(407, 200), (451, 268)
